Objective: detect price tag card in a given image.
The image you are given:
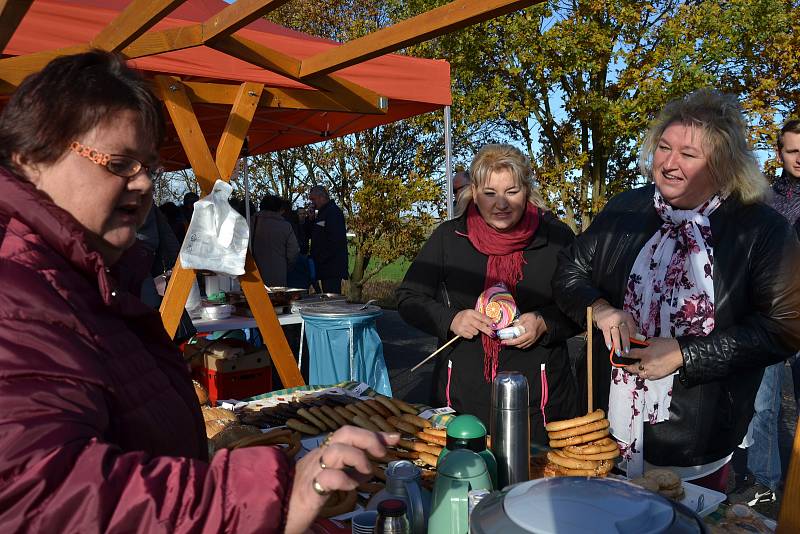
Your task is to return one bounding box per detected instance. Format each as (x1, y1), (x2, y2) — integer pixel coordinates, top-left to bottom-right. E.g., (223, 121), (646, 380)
(351, 382), (371, 396)
(418, 406), (455, 420)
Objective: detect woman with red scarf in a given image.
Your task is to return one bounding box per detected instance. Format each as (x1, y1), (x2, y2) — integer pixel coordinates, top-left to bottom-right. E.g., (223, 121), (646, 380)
(397, 144), (580, 444)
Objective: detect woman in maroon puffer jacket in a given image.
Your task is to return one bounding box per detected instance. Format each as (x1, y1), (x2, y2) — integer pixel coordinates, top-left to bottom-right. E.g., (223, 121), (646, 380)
(0, 51), (397, 533)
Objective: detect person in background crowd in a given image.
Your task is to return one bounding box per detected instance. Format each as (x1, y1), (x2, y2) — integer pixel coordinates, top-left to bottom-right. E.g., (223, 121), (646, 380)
(779, 121), (800, 418)
(0, 50), (397, 533)
(553, 89), (800, 494)
(252, 194), (299, 287)
(122, 202), (196, 343)
(181, 191), (199, 227)
(730, 118), (800, 507)
(158, 200), (186, 243)
(453, 169), (470, 201)
(305, 185), (348, 294)
(397, 144), (580, 443)
(281, 198), (311, 290)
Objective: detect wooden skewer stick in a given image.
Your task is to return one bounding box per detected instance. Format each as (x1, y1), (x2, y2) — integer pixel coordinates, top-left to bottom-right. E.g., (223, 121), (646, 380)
(409, 335), (461, 373)
(586, 306), (593, 412)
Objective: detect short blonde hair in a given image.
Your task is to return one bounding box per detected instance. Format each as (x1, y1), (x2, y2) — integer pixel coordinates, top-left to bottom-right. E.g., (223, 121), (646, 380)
(456, 143), (546, 216)
(639, 88), (769, 204)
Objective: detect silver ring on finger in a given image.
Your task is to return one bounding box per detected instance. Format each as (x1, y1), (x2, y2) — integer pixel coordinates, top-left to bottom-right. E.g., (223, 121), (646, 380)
(312, 477), (330, 496)
(610, 325), (619, 331)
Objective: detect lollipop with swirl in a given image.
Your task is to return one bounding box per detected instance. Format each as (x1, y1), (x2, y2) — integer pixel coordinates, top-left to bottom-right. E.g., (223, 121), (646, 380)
(475, 283), (519, 329)
(409, 283), (522, 373)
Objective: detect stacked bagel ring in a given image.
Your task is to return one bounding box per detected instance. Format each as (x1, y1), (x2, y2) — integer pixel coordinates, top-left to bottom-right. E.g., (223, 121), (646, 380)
(544, 409), (619, 477)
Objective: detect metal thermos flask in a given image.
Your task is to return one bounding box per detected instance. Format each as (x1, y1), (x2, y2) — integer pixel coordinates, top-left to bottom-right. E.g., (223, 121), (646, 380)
(490, 371), (530, 489)
(375, 499), (411, 534)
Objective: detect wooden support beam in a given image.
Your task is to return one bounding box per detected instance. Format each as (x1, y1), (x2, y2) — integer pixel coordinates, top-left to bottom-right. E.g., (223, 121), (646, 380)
(0, 0), (33, 54)
(175, 81), (355, 112)
(240, 255), (305, 388)
(215, 82), (263, 180)
(155, 74), (305, 388)
(0, 44), (85, 93)
(210, 35), (387, 115)
(91, 0), (187, 52)
(202, 0), (292, 42)
(121, 23), (203, 59)
(308, 74), (388, 116)
(155, 75), (220, 195)
(778, 416), (800, 532)
(158, 260), (195, 339)
(299, 0), (541, 78)
(210, 34), (301, 79)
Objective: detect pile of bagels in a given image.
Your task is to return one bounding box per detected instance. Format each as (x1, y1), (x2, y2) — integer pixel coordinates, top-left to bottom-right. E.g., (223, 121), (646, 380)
(544, 409), (620, 477)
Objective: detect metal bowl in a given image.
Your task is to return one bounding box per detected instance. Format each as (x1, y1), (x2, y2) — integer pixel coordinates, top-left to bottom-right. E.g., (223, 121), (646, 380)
(265, 286), (308, 305)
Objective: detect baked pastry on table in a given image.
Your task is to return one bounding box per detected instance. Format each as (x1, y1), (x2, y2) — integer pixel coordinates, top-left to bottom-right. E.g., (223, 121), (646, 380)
(542, 410), (620, 477)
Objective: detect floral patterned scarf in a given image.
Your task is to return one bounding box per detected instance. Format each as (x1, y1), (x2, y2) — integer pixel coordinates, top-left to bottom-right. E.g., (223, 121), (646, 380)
(609, 188), (724, 477)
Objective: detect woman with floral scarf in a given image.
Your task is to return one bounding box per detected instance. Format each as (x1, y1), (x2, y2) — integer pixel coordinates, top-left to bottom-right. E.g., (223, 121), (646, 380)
(553, 89), (800, 493)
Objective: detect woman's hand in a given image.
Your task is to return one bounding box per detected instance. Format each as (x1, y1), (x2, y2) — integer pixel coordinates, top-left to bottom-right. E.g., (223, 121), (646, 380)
(450, 309), (495, 339)
(502, 312), (547, 349)
(284, 427), (400, 534)
(624, 337), (684, 381)
(591, 299), (638, 356)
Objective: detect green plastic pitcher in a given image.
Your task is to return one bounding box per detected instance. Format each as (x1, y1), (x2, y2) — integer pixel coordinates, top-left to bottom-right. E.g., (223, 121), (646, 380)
(427, 449), (492, 534)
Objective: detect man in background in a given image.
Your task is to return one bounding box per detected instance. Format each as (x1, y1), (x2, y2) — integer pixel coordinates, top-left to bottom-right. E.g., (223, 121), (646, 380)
(251, 194), (299, 287)
(453, 170), (470, 201)
(730, 119), (800, 509)
(305, 185), (348, 294)
(181, 191), (199, 228)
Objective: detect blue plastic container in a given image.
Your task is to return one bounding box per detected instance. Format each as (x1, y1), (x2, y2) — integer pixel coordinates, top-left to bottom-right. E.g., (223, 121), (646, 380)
(300, 303), (392, 396)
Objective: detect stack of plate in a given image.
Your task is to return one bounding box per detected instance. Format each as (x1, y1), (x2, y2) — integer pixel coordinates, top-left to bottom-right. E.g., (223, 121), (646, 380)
(350, 510), (377, 534)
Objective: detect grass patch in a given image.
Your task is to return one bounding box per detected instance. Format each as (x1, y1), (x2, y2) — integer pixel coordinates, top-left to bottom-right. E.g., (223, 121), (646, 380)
(347, 247), (411, 283)
(368, 257), (411, 282)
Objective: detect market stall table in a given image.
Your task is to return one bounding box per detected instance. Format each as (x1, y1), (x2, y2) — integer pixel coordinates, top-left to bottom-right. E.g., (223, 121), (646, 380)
(193, 312), (302, 332)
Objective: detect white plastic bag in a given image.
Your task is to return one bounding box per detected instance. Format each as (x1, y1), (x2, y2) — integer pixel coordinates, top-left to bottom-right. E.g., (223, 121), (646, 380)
(179, 180), (249, 276)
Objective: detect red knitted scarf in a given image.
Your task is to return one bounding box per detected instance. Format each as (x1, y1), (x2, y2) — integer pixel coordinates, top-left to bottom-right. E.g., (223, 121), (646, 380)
(466, 201), (539, 382)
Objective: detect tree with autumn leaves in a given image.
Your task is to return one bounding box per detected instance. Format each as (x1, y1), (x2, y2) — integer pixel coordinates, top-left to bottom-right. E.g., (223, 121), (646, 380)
(400, 0), (799, 232)
(262, 0), (444, 301)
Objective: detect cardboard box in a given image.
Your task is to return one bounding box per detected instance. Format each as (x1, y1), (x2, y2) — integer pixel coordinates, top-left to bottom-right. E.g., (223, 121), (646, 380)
(186, 339), (272, 403)
(194, 366), (272, 404)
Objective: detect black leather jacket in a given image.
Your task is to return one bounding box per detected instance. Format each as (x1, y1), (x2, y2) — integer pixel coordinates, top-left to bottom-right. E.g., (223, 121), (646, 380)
(553, 185), (800, 467)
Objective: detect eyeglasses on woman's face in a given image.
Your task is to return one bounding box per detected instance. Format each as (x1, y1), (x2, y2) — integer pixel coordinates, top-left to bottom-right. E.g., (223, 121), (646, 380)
(69, 141), (165, 182)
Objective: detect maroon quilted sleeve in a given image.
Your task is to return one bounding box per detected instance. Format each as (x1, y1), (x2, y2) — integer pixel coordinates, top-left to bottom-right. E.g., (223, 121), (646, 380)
(0, 327), (292, 533)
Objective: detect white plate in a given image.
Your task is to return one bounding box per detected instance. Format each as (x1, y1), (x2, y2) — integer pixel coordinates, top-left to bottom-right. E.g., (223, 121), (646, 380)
(616, 475), (725, 518)
(678, 481), (726, 518)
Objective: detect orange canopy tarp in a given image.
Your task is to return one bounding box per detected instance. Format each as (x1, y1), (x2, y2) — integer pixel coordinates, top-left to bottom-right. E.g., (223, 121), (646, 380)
(3, 0), (452, 168)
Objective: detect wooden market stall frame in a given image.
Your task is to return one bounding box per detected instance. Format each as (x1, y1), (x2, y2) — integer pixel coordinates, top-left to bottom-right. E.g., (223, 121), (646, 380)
(0, 0), (538, 389)
(3, 1), (798, 530)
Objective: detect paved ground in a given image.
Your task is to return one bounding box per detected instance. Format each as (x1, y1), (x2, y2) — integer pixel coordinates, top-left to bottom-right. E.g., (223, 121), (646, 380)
(376, 309), (798, 520)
